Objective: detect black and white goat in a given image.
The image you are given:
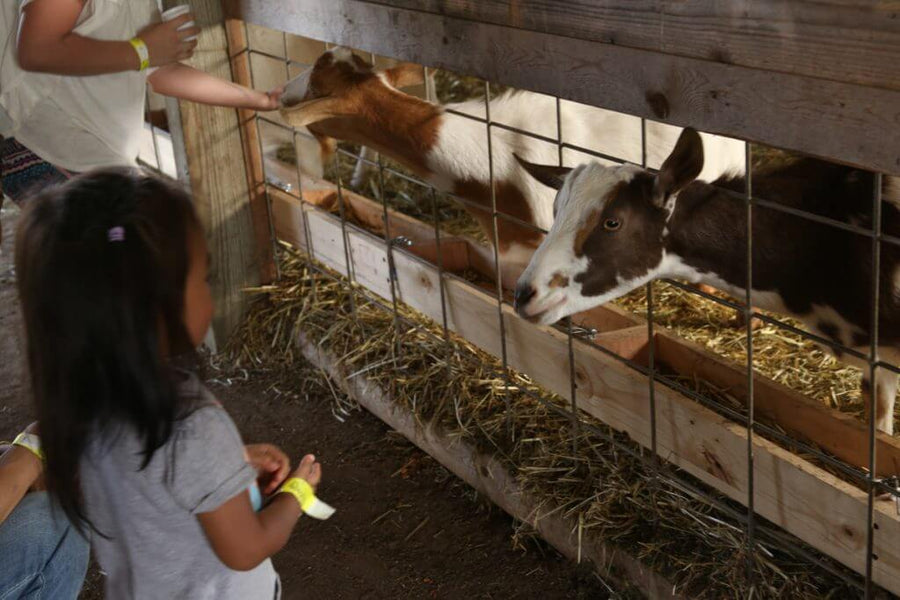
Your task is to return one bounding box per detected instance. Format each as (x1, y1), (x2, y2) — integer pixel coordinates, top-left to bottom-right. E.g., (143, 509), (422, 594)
(514, 128), (900, 434)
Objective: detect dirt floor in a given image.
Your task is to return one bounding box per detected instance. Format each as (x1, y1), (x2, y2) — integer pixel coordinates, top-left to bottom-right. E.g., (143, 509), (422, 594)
(0, 203), (613, 599)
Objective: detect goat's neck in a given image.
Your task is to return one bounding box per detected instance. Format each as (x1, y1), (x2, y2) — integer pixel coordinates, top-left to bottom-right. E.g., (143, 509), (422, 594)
(353, 91), (443, 178)
(662, 183), (758, 300)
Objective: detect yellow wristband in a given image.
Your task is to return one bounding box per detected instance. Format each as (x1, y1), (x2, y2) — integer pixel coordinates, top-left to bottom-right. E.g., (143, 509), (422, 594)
(12, 432), (44, 461)
(129, 37), (150, 72)
(279, 477), (335, 520)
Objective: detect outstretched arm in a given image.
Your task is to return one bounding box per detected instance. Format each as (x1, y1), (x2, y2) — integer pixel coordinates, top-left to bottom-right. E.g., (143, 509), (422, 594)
(17, 0), (197, 75)
(148, 63), (281, 111)
(197, 454), (323, 571)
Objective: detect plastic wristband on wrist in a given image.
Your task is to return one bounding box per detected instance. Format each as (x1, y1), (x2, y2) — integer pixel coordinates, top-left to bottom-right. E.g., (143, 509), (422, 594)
(12, 432), (44, 461)
(129, 37), (150, 71)
(278, 477), (335, 520)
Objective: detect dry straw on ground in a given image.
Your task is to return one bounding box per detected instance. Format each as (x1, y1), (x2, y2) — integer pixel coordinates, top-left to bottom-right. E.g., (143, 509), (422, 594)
(227, 246), (860, 599)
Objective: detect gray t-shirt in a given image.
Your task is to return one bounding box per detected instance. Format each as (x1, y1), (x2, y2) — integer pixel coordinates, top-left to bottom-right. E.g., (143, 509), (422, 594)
(79, 373), (279, 599)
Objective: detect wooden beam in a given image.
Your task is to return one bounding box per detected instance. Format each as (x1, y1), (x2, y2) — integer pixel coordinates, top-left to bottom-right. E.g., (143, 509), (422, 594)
(298, 334), (682, 599)
(271, 193), (900, 593)
(175, 1), (258, 340)
(371, 1), (900, 91)
(227, 0), (900, 175)
(224, 18), (276, 283)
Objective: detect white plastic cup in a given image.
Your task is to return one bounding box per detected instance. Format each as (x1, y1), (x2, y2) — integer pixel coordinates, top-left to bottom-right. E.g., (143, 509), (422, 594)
(161, 5), (197, 42)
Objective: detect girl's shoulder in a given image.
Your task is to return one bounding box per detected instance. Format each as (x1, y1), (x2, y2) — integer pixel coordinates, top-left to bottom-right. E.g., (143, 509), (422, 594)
(173, 373), (235, 437)
(174, 368), (222, 410)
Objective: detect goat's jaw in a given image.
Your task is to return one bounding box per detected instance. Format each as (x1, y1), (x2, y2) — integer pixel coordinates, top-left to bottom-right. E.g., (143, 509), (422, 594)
(518, 294), (568, 325)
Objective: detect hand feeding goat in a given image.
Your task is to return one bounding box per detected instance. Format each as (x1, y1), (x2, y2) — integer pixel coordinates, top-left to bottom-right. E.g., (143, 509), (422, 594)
(279, 48), (746, 286)
(514, 128), (900, 435)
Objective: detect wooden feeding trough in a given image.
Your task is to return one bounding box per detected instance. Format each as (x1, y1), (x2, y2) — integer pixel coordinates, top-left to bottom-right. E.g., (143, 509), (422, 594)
(174, 0), (900, 595)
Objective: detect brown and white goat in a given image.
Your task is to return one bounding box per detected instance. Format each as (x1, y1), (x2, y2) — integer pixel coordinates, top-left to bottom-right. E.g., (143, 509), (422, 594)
(279, 48), (746, 284)
(514, 128), (900, 434)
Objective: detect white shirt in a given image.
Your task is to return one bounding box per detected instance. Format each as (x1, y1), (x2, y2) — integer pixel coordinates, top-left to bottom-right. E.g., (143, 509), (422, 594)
(0, 0), (159, 171)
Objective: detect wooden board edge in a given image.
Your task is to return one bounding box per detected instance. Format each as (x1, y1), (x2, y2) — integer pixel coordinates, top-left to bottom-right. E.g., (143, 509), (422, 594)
(228, 0), (900, 175)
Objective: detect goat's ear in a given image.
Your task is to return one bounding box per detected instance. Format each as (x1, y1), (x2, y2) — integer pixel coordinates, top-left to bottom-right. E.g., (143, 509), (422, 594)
(280, 97), (351, 128)
(654, 128), (704, 205)
(514, 154), (571, 190)
(381, 63), (425, 89)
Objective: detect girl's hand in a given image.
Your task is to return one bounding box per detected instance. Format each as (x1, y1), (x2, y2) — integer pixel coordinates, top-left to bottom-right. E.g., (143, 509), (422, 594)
(253, 86), (284, 111)
(138, 14), (200, 67)
(245, 444), (291, 494)
(290, 454), (322, 491)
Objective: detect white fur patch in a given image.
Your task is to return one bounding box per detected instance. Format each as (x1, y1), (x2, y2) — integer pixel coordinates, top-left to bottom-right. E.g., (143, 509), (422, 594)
(885, 175), (900, 211)
(656, 254), (790, 315)
(329, 47), (354, 64)
(807, 304), (865, 348)
(426, 90), (747, 241)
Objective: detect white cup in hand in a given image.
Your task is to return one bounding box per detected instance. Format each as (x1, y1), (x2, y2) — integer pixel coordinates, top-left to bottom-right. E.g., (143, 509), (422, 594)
(161, 5), (197, 42)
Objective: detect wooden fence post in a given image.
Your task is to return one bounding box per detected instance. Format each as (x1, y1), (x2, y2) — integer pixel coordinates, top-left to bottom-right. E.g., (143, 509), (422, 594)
(164, 0), (274, 345)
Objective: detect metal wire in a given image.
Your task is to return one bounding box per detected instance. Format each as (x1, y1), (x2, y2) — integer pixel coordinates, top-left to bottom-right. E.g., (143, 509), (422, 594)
(480, 81), (516, 438)
(555, 98), (582, 458)
(640, 118), (660, 478)
(744, 140), (757, 587)
(865, 173), (883, 598)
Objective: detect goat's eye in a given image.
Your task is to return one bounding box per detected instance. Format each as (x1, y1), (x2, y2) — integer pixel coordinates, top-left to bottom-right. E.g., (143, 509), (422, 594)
(604, 218), (621, 231)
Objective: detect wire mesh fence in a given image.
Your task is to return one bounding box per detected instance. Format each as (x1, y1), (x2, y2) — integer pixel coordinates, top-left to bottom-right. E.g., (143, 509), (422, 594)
(230, 22), (899, 598)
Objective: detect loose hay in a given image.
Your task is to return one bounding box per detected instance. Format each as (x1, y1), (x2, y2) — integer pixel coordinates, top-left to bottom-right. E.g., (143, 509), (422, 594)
(616, 282), (874, 424)
(226, 245), (861, 599)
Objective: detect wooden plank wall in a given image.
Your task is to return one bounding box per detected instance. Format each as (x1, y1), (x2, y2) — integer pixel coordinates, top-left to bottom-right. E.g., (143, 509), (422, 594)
(226, 0), (900, 175)
(376, 1), (900, 90)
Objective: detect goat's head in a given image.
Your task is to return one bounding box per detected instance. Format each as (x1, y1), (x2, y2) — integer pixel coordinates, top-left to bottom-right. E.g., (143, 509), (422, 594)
(513, 128), (704, 325)
(280, 48), (425, 148)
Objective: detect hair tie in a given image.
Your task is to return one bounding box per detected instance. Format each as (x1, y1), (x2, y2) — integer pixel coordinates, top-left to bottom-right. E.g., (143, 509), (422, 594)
(108, 226), (126, 243)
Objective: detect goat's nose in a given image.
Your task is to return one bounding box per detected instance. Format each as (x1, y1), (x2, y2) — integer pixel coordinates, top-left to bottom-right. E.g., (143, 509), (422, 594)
(514, 282), (537, 313)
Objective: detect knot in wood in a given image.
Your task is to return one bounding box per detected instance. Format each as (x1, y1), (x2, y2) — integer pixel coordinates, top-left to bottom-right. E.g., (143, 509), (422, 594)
(645, 92), (670, 119)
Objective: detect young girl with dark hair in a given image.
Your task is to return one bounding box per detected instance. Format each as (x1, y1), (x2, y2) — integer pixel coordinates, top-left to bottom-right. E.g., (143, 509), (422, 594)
(14, 168), (330, 599)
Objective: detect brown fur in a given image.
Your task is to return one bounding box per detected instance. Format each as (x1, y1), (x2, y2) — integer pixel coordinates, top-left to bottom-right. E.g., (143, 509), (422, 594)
(286, 51), (545, 254)
(573, 209), (602, 257)
(289, 52), (443, 178)
(548, 273), (569, 288)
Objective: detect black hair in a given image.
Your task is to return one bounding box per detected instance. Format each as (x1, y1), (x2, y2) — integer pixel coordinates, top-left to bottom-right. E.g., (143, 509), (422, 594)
(15, 167), (202, 531)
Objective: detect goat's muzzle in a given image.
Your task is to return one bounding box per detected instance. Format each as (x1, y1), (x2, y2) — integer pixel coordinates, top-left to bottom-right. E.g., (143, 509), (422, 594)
(514, 282), (537, 316)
